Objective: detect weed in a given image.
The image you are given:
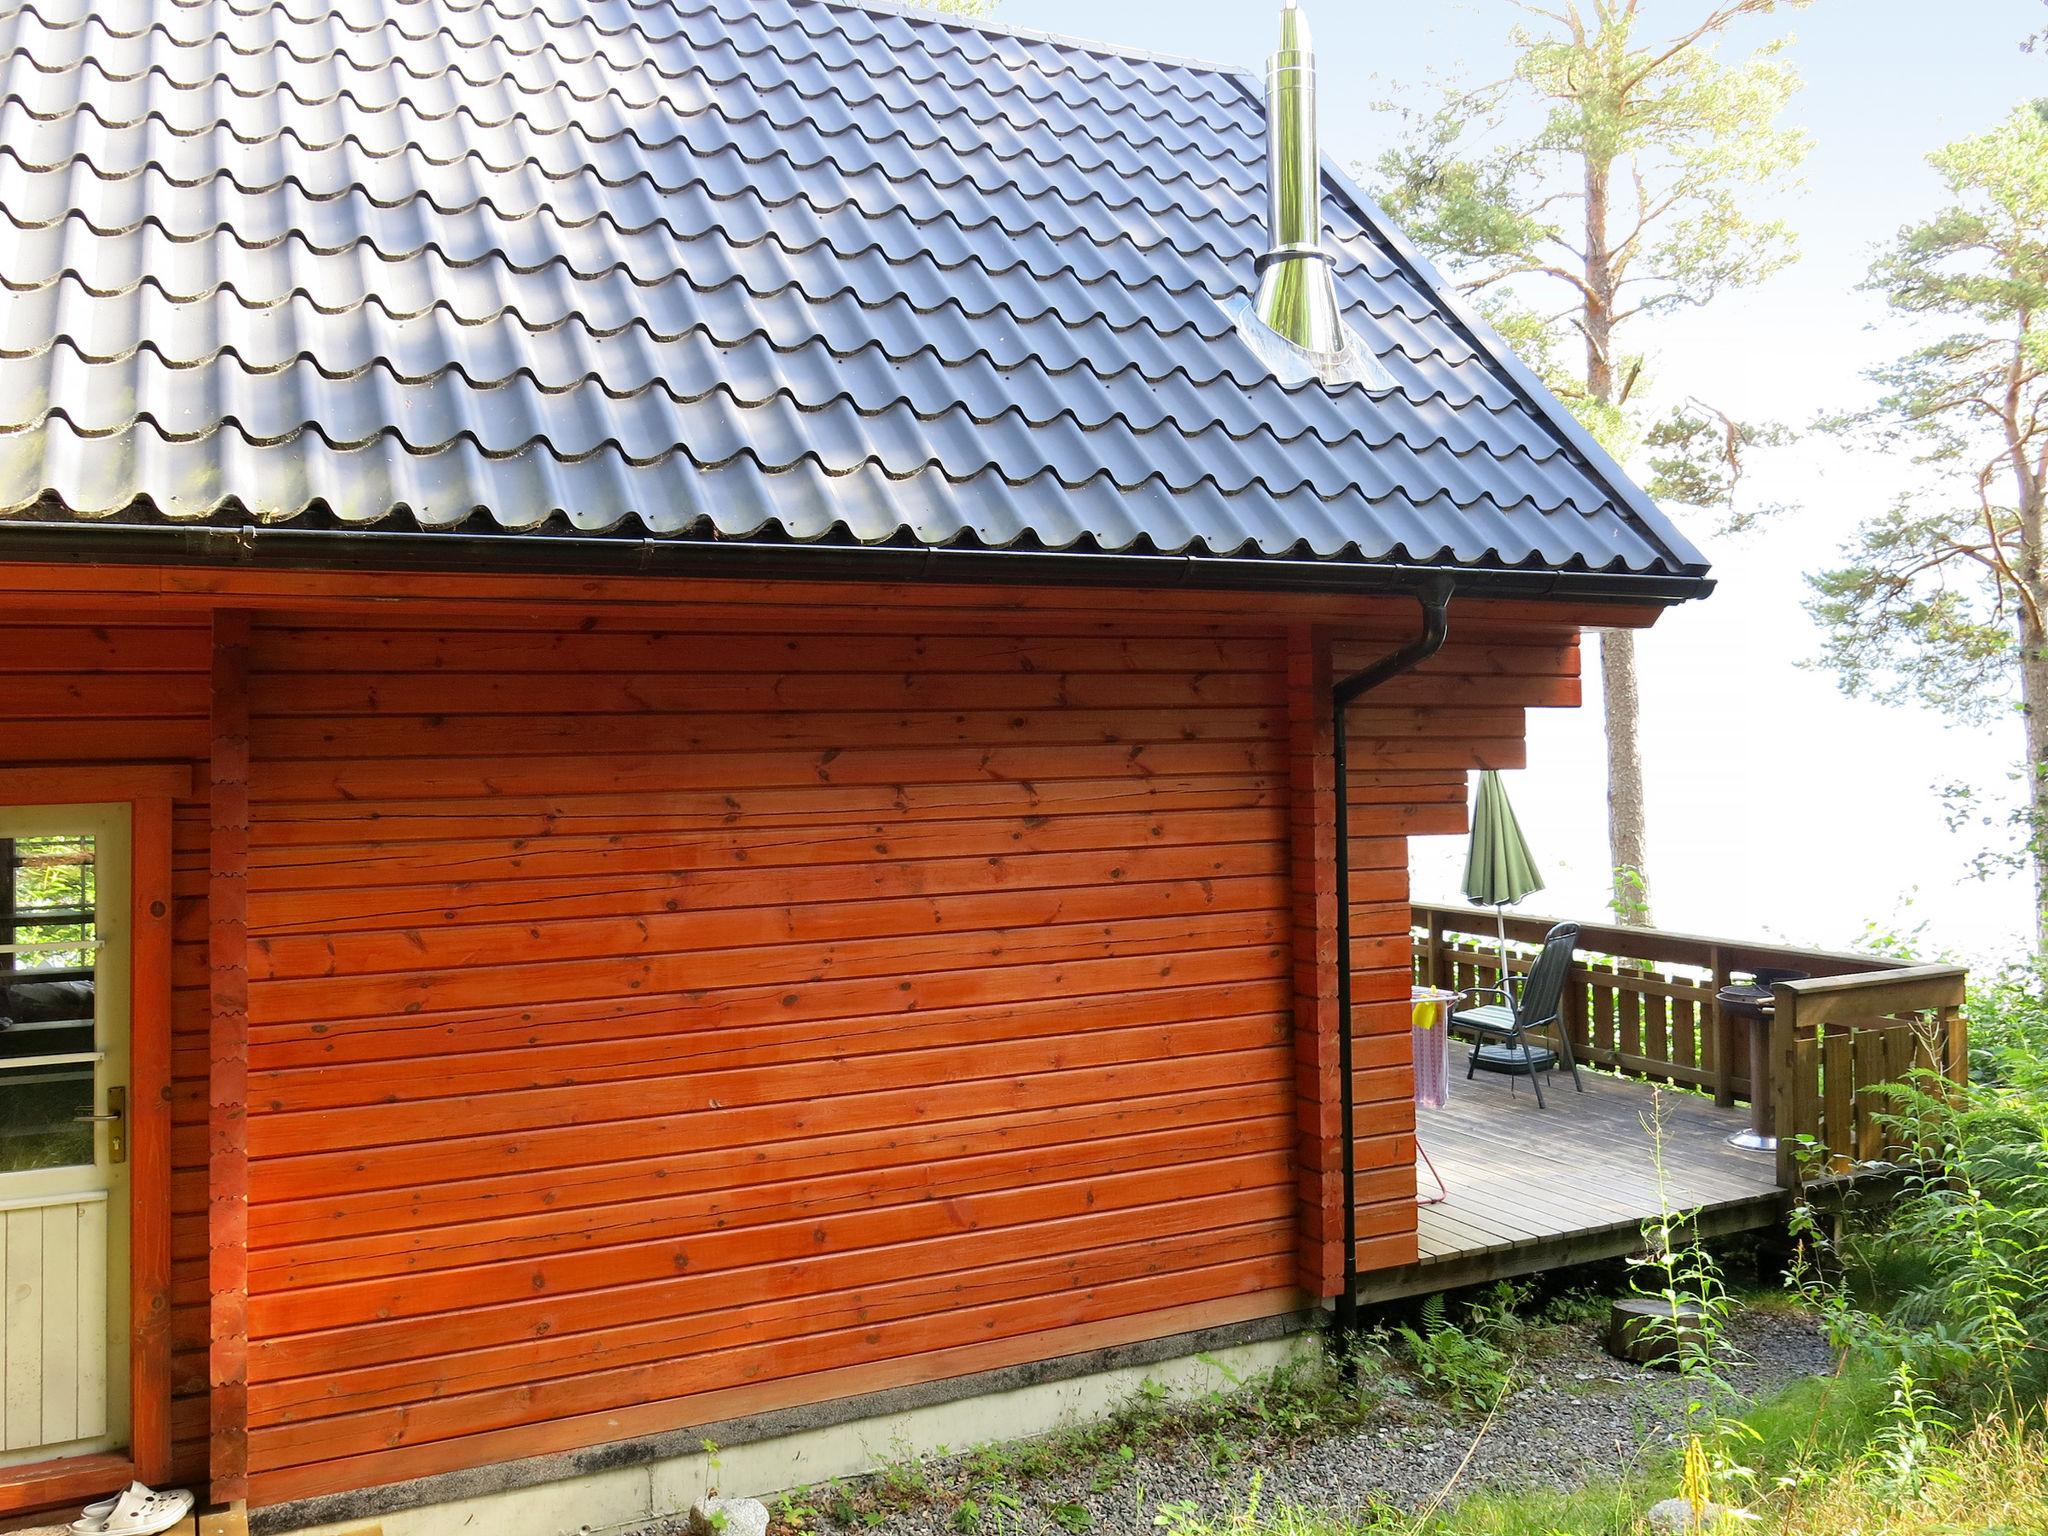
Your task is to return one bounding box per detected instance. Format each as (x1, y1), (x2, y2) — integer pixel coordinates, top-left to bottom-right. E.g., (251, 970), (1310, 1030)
(1392, 1296), (1516, 1415)
(772, 1487), (821, 1536)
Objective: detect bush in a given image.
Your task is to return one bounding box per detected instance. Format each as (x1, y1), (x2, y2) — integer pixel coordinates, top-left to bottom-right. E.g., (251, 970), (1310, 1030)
(1964, 960), (2048, 1094)
(1839, 1070), (2048, 1411)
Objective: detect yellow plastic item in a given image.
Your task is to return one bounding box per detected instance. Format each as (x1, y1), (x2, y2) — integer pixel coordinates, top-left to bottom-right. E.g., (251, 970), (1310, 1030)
(1410, 986), (1461, 1031)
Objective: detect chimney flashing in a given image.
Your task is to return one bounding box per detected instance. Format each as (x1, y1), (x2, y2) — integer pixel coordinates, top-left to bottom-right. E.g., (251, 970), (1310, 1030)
(1233, 0), (1395, 393)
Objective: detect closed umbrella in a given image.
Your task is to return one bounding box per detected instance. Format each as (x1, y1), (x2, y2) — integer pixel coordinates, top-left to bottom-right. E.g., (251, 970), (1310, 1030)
(1462, 770), (1544, 982)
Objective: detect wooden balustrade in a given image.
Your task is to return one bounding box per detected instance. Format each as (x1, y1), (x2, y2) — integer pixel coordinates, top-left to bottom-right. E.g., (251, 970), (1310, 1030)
(1409, 904), (1958, 1188)
(1769, 967), (1970, 1185)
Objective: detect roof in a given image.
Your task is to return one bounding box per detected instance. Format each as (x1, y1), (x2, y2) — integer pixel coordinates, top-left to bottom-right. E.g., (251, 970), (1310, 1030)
(0, 0), (1711, 594)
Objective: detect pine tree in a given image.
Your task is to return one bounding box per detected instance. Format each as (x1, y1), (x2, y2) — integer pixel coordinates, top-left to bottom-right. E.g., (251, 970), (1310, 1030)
(1377, 0), (1811, 924)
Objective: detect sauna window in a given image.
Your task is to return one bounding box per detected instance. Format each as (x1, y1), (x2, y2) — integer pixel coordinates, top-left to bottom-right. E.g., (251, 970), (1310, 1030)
(0, 834), (99, 1172)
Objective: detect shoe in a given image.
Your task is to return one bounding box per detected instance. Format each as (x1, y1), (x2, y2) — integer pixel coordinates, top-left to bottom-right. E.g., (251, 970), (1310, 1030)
(70, 1482), (195, 1535)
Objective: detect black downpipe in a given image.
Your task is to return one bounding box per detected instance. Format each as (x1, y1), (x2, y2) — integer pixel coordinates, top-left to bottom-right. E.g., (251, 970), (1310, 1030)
(1330, 577), (1453, 1359)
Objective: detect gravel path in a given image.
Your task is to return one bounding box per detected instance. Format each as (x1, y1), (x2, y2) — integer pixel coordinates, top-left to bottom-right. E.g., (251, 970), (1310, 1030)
(706, 1309), (1835, 1536)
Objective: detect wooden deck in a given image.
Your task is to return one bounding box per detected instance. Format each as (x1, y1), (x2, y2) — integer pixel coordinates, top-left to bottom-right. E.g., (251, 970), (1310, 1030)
(1369, 1068), (1793, 1301)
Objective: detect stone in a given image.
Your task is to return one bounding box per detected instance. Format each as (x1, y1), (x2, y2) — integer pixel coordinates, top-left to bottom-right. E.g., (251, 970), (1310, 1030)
(688, 1495), (771, 1536)
(1645, 1496), (1753, 1534)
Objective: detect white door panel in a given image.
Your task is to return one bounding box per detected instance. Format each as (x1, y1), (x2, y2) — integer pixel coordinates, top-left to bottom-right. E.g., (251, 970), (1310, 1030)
(0, 806), (130, 1467)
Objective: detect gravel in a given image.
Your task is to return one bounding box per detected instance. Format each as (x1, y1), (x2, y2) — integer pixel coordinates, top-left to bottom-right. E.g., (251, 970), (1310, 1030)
(672, 1307), (1836, 1536)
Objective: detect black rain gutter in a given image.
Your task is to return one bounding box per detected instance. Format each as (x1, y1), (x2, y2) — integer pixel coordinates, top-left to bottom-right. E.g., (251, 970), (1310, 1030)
(1330, 574), (1453, 1362)
(0, 521), (1712, 605)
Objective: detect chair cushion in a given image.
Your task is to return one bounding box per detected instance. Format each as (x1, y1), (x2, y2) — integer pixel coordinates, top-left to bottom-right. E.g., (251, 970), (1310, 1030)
(1451, 1003), (1518, 1038)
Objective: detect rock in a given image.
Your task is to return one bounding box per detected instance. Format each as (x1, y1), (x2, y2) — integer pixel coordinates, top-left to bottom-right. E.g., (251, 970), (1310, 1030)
(1645, 1496), (1753, 1534)
(688, 1496), (770, 1536)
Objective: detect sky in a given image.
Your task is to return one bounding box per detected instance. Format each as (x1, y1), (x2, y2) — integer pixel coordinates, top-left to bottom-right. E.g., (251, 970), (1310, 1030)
(992, 0), (2048, 964)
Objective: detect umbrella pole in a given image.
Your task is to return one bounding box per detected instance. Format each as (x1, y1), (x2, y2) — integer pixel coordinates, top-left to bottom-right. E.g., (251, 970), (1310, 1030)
(1495, 905), (1512, 992)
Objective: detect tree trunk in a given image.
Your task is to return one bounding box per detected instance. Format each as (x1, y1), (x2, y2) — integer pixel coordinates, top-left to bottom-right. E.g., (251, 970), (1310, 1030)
(2000, 316), (2047, 960)
(1580, 156), (1655, 925)
(2014, 516), (2048, 957)
(2020, 635), (2048, 961)
(1601, 629), (1653, 924)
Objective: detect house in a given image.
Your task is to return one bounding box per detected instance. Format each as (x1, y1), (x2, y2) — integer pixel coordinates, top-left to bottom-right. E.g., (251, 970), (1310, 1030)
(0, 0), (1711, 1530)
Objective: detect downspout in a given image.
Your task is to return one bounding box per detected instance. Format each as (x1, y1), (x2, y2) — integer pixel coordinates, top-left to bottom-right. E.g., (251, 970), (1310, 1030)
(1330, 575), (1452, 1356)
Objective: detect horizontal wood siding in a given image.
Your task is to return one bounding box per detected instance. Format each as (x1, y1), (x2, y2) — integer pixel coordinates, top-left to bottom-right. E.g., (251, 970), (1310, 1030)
(1328, 623), (1584, 1281)
(0, 615), (214, 1485)
(235, 618), (1303, 1504)
(0, 590), (1598, 1509)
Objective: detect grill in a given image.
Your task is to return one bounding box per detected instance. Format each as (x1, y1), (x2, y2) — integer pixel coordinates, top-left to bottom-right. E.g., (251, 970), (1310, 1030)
(1717, 967), (1808, 1151)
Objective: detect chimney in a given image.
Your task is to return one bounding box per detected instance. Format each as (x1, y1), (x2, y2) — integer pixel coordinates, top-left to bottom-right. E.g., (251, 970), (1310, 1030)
(1228, 0), (1393, 391)
(1254, 0), (1344, 354)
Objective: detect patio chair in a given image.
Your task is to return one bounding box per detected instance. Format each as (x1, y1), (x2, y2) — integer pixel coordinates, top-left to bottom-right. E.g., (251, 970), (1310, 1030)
(1450, 921), (1583, 1108)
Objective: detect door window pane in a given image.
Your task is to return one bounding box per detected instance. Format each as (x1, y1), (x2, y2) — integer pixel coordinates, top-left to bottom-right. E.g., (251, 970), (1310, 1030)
(1, 834), (99, 1172)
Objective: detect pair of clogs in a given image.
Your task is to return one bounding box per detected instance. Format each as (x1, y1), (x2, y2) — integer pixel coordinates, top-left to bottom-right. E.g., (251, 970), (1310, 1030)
(70, 1483), (195, 1536)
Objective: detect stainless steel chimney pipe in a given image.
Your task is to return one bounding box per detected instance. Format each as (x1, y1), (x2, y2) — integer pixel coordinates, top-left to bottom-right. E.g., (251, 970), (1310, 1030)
(1253, 0), (1346, 357)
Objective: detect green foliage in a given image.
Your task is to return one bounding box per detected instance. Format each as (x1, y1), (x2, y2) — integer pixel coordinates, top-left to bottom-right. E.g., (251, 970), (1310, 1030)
(1812, 102), (2048, 947)
(1863, 1076), (2048, 1410)
(1645, 402), (1795, 533)
(1960, 959), (2048, 1093)
(1608, 864), (1653, 926)
(1807, 501), (2024, 724)
(1371, 0), (1809, 923)
(1392, 1290), (1519, 1415)
(1373, 0), (1808, 522)
(902, 0), (1000, 15)
(1790, 1042), (2048, 1423)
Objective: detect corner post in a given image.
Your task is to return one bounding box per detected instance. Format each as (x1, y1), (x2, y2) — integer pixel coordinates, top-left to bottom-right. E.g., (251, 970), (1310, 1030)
(1770, 982), (1802, 1188)
(1286, 624), (1344, 1299)
(208, 612), (253, 1504)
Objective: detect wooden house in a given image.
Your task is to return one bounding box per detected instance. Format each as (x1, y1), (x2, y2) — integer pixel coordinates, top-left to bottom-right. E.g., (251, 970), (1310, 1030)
(0, 0), (1712, 1529)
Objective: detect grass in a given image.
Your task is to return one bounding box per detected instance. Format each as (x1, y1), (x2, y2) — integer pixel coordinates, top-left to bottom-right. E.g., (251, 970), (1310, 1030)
(1141, 1342), (2048, 1536)
(770, 1280), (2035, 1536)
(1762, 1414), (2048, 1535)
(778, 1302), (2031, 1536)
(769, 1281), (1690, 1536)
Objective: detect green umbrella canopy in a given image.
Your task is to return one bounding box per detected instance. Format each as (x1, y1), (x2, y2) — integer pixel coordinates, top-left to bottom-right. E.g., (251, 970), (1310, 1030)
(1462, 770), (1545, 910)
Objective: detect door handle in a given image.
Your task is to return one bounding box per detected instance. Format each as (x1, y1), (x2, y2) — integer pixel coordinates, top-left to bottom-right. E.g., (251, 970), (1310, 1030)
(72, 1085), (126, 1163)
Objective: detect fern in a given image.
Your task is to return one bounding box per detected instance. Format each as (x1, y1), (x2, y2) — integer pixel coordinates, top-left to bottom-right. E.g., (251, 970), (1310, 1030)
(1853, 1068), (2048, 1411)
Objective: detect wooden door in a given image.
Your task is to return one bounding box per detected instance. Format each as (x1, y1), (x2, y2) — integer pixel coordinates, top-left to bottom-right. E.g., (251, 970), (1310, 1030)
(0, 804), (131, 1466)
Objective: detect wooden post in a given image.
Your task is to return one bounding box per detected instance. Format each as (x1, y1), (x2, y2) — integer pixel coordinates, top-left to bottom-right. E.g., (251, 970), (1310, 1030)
(0, 832), (13, 978)
(1940, 1003), (1969, 1089)
(1709, 943), (1736, 1107)
(1565, 958), (1589, 1064)
(1286, 625), (1344, 1297)
(1821, 1029), (1852, 1175)
(1771, 983), (1802, 1188)
(208, 612), (253, 1504)
(127, 793), (176, 1486)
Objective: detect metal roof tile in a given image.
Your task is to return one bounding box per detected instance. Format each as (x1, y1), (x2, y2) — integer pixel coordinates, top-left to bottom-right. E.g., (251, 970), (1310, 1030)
(0, 0), (1707, 585)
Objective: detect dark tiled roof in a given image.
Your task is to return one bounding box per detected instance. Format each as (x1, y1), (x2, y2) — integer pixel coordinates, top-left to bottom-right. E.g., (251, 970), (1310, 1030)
(0, 0), (1709, 584)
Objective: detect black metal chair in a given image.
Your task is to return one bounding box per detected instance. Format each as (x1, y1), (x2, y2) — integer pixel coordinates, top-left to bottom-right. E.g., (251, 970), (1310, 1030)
(1451, 921), (1583, 1108)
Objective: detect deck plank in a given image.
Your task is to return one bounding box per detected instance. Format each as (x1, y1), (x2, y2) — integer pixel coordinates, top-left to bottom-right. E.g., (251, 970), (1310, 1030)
(1395, 1070), (1782, 1293)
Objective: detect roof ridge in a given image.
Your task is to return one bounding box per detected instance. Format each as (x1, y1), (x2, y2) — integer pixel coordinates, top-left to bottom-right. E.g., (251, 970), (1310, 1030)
(799, 0), (1253, 84)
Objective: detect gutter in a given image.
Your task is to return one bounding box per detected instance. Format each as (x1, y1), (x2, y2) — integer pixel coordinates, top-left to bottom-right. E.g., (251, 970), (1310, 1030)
(0, 521), (1712, 605)
(1330, 575), (1453, 1359)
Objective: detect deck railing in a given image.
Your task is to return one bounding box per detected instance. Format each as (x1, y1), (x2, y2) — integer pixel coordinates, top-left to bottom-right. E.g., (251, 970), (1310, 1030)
(1409, 903), (1967, 1187)
(1770, 967), (1970, 1184)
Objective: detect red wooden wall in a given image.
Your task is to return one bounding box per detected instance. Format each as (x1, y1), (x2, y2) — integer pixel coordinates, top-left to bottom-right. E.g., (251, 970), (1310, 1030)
(0, 614), (218, 1486)
(0, 582), (1591, 1513)
(230, 614), (1304, 1503)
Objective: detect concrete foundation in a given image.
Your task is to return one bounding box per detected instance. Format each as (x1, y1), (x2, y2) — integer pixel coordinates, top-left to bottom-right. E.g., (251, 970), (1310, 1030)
(279, 1323), (1318, 1536)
